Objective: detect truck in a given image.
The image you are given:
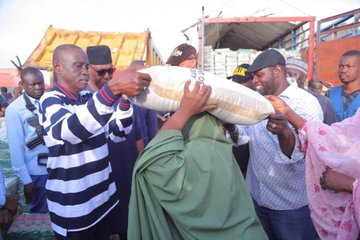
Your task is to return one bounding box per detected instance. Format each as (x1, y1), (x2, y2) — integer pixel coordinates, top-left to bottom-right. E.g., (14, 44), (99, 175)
(190, 8), (360, 86)
(315, 8), (360, 86)
(25, 25), (163, 72)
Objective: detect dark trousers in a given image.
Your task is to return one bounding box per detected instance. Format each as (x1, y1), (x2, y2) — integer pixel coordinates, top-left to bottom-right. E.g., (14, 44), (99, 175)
(29, 174), (48, 213)
(54, 206), (117, 240)
(253, 200), (317, 240)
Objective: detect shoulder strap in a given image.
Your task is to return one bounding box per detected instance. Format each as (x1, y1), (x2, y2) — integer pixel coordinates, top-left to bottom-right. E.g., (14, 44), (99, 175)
(23, 94), (36, 112)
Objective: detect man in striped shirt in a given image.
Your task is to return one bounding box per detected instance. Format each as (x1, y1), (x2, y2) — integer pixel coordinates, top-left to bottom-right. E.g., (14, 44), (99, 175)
(39, 44), (151, 240)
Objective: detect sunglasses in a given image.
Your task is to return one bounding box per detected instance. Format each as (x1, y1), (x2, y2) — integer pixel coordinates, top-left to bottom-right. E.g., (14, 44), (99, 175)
(90, 65), (116, 76)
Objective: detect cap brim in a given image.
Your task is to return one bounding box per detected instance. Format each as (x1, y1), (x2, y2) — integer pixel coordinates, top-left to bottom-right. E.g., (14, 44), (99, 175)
(247, 65), (261, 73)
(232, 75), (252, 83)
(226, 75), (233, 80)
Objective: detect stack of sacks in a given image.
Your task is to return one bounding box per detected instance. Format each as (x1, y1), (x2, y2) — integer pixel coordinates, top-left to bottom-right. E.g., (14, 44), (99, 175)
(131, 66), (274, 125)
(203, 46), (214, 73)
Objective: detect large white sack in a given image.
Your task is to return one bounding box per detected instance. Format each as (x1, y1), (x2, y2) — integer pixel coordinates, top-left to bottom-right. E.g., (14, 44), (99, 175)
(131, 66), (274, 125)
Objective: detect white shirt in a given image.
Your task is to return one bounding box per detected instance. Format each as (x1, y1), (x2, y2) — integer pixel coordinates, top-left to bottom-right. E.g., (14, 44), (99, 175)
(237, 82), (323, 210)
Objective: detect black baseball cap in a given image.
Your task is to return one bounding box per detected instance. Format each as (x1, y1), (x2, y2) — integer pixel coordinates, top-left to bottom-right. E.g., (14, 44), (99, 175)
(247, 49), (286, 73)
(227, 64), (252, 83)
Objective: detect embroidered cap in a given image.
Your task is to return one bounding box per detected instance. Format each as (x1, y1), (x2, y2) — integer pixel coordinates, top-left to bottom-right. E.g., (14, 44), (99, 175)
(286, 57), (308, 75)
(166, 43), (196, 66)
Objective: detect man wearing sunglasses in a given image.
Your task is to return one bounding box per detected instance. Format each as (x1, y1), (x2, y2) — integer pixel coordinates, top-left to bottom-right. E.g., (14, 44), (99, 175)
(84, 45), (157, 240)
(85, 45), (116, 91)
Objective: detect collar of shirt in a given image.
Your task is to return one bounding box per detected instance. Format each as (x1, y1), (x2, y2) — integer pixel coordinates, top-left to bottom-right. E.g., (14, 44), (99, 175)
(342, 89), (360, 99)
(53, 83), (79, 101)
(341, 89), (360, 110)
(279, 80), (298, 100)
(25, 94), (40, 109)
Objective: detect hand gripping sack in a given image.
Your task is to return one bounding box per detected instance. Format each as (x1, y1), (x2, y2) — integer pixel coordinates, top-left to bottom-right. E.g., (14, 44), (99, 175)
(131, 66), (274, 125)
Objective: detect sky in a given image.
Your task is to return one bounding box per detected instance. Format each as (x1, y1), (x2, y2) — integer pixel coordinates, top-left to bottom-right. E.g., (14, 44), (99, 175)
(0, 0), (359, 69)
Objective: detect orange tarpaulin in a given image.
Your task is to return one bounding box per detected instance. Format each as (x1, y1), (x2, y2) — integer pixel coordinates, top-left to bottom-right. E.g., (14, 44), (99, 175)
(25, 25), (152, 71)
(0, 68), (51, 89)
(0, 68), (20, 87)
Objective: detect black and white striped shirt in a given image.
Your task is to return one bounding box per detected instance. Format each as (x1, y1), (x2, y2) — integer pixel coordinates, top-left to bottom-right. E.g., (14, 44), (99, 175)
(39, 83), (132, 236)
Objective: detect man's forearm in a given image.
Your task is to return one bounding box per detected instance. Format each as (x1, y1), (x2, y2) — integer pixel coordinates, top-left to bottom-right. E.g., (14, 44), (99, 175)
(278, 128), (295, 158)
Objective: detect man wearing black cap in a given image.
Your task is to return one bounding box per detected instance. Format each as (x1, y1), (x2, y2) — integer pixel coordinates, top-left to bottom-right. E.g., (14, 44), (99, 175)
(85, 45), (116, 92)
(232, 49), (323, 239)
(85, 45), (157, 240)
(227, 63), (255, 90)
(224, 63), (254, 177)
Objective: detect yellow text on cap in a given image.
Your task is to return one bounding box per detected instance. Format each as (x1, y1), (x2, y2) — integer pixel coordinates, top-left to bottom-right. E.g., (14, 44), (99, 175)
(234, 67), (247, 77)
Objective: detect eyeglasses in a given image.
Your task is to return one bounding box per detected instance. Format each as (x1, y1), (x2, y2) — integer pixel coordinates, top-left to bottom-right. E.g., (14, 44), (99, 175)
(90, 65), (116, 76)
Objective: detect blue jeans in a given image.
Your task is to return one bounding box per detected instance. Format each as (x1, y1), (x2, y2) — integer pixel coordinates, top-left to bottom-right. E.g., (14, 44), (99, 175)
(29, 174), (48, 213)
(253, 200), (316, 240)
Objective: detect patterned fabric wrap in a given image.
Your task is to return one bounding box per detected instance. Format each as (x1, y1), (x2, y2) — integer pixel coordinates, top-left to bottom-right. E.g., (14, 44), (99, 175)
(7, 214), (55, 240)
(299, 108), (360, 239)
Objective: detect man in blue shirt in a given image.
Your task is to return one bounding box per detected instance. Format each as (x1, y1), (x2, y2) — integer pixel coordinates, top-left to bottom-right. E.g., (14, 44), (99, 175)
(327, 50), (360, 121)
(5, 67), (48, 213)
(0, 87), (13, 106)
(0, 89), (8, 117)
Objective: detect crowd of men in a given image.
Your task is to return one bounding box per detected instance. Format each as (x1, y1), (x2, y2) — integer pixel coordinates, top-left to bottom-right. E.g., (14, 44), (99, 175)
(0, 43), (359, 240)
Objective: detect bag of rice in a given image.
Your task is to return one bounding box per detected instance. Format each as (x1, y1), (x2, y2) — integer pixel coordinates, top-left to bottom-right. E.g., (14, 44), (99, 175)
(130, 66), (274, 125)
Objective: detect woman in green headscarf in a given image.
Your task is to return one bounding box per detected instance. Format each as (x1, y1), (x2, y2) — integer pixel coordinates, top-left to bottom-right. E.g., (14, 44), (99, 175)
(128, 80), (267, 240)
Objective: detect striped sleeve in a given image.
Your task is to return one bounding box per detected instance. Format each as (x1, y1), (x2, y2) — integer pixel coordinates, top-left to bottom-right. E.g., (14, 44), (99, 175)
(40, 84), (132, 145)
(106, 98), (133, 143)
